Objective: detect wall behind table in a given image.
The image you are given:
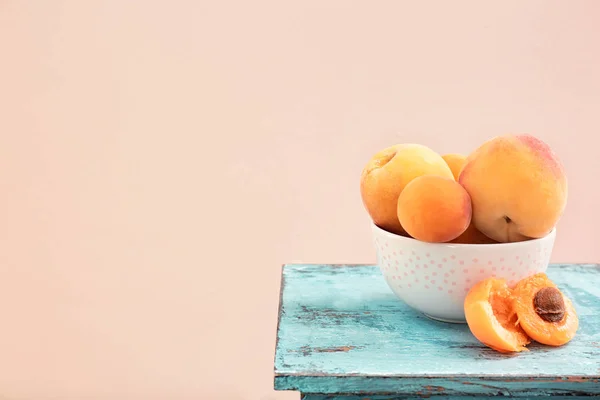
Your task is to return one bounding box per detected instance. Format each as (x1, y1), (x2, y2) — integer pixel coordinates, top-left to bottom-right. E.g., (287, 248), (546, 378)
(0, 1), (598, 399)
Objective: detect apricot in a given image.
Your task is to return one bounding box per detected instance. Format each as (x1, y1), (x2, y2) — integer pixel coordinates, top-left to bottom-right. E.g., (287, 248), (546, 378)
(464, 277), (530, 353)
(397, 175), (471, 243)
(512, 273), (578, 346)
(442, 153), (467, 181)
(450, 222), (498, 244)
(360, 144), (454, 235)
(458, 134), (568, 243)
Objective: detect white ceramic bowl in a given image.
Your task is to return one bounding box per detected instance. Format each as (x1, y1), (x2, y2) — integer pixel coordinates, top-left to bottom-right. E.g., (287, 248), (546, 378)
(372, 223), (556, 323)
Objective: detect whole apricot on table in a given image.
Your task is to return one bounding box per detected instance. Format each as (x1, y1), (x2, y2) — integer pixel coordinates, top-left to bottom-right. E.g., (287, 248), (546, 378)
(360, 144), (454, 235)
(512, 273), (579, 346)
(458, 134), (567, 243)
(464, 277), (530, 353)
(397, 175), (471, 243)
(442, 153), (467, 181)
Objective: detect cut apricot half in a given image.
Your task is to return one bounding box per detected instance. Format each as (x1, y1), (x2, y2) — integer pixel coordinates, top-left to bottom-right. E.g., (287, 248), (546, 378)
(464, 277), (530, 353)
(512, 273), (578, 346)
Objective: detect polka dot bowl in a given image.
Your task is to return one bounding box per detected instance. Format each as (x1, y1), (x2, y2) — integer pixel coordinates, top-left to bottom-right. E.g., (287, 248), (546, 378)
(372, 222), (556, 323)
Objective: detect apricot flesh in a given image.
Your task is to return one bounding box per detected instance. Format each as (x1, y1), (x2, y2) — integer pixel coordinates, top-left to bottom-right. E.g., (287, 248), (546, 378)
(442, 153), (467, 181)
(360, 144), (454, 235)
(459, 134), (568, 243)
(512, 273), (579, 346)
(465, 277), (531, 353)
(464, 277), (531, 353)
(397, 175), (471, 243)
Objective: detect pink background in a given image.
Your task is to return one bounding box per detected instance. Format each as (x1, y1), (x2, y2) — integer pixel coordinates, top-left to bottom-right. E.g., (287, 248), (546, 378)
(1, 1), (599, 399)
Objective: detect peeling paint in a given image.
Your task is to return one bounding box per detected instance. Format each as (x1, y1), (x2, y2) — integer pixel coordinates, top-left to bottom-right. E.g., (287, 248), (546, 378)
(424, 385), (446, 392)
(313, 346), (357, 353)
(290, 345), (363, 356)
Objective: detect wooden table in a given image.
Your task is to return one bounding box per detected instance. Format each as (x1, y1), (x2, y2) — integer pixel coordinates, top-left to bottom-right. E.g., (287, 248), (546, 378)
(273, 263), (600, 399)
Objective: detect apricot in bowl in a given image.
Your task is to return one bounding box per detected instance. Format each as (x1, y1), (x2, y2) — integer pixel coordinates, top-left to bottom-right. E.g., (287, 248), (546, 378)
(372, 222), (556, 323)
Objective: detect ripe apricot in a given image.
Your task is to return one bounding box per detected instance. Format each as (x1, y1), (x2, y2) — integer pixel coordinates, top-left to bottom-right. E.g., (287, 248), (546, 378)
(450, 222), (498, 244)
(512, 273), (579, 346)
(360, 144), (454, 235)
(459, 134), (567, 243)
(464, 277), (530, 353)
(397, 175), (471, 243)
(442, 153), (467, 181)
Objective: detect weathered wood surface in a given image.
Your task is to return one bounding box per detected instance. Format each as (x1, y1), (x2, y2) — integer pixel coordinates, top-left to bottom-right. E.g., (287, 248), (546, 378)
(300, 396), (598, 400)
(274, 263), (600, 397)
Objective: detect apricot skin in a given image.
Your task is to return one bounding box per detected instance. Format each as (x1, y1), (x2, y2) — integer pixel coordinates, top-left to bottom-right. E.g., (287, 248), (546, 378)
(442, 153), (467, 181)
(360, 144), (454, 235)
(397, 175), (471, 243)
(458, 134), (567, 243)
(450, 222), (498, 244)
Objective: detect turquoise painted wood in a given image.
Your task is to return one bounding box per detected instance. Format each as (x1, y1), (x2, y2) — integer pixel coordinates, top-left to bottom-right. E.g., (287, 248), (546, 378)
(300, 397), (598, 400)
(274, 263), (600, 398)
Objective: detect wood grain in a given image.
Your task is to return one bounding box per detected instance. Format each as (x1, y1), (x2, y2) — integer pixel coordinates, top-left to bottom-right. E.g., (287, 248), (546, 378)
(274, 263), (600, 397)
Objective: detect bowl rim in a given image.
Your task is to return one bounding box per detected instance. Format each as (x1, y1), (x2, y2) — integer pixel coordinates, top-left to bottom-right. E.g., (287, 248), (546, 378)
(371, 222), (556, 248)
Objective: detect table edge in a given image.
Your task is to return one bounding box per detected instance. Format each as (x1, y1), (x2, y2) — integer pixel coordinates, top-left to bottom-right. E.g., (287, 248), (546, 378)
(274, 374), (600, 395)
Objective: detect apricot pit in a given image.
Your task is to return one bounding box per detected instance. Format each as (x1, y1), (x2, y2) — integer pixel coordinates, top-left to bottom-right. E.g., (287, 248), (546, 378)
(533, 286), (565, 323)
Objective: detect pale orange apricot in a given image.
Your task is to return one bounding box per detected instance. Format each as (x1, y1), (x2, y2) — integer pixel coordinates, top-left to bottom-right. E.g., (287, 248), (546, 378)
(450, 222), (498, 244)
(442, 153), (467, 181)
(464, 277), (530, 353)
(360, 144), (453, 235)
(459, 134), (567, 243)
(512, 273), (578, 347)
(397, 175), (471, 243)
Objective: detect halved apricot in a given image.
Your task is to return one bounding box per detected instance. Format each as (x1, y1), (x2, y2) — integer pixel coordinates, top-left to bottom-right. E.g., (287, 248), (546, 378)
(512, 273), (578, 346)
(464, 277), (530, 353)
